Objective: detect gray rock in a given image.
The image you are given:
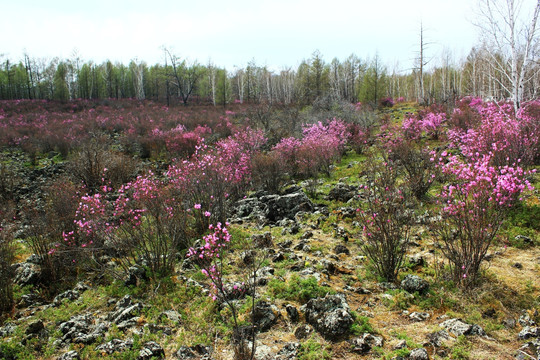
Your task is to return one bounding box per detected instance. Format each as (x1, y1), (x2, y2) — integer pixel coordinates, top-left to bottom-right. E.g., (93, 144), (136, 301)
(334, 244), (350, 255)
(19, 293), (44, 307)
(254, 344), (274, 360)
(253, 301), (279, 332)
(503, 317), (517, 329)
(409, 348), (429, 360)
(57, 350), (80, 360)
(401, 275), (429, 294)
(519, 339), (540, 360)
(294, 324), (313, 339)
(440, 318), (485, 337)
(176, 344), (213, 359)
(286, 304), (299, 323)
(251, 232), (273, 248)
(519, 313), (536, 327)
(518, 326), (540, 340)
(349, 333), (384, 354)
(0, 323), (17, 337)
(427, 330), (449, 347)
(301, 293), (354, 340)
(409, 312), (430, 322)
(14, 262), (41, 286)
(59, 313), (107, 344)
(26, 319), (44, 335)
(108, 295), (144, 325)
(138, 341), (164, 359)
(515, 235), (534, 245)
(275, 342), (300, 360)
(327, 183), (358, 202)
(160, 310), (182, 323)
(124, 265), (148, 286)
(96, 338), (134, 354)
(53, 289), (80, 306)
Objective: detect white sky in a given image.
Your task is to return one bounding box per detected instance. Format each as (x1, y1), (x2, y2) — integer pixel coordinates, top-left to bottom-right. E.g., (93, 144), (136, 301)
(2, 0), (484, 71)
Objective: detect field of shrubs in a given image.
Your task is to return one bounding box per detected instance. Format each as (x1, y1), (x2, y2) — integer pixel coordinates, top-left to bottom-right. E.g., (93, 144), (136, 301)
(0, 97), (538, 359)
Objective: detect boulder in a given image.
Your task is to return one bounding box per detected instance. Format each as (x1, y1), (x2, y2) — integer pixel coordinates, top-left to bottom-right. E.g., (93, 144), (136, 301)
(301, 294), (354, 340)
(58, 313), (107, 345)
(427, 330), (449, 347)
(409, 312), (430, 322)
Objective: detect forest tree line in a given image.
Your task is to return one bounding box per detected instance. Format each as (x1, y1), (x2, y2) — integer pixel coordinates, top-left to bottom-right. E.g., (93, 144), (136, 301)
(0, 45), (539, 107)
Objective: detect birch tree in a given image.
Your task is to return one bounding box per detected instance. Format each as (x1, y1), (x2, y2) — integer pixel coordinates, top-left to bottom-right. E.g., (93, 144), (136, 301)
(475, 0), (540, 112)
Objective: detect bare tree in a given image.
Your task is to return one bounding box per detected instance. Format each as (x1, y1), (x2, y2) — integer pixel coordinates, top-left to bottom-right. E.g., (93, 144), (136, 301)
(164, 49), (202, 106)
(475, 0), (540, 112)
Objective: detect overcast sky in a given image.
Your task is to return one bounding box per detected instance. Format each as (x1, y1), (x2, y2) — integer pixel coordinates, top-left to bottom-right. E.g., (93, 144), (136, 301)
(2, 0), (483, 71)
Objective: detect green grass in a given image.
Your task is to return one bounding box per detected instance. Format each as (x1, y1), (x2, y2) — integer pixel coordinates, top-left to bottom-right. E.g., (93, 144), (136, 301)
(297, 336), (332, 360)
(267, 275), (335, 303)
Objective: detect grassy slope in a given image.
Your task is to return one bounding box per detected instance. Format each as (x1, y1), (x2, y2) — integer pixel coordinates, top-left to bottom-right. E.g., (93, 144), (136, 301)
(2, 103), (539, 360)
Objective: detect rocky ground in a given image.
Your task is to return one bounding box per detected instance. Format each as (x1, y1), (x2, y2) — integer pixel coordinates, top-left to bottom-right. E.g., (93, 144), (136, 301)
(1, 154), (539, 360)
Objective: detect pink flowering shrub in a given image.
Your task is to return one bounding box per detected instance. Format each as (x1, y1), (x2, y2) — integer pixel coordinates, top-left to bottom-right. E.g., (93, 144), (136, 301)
(187, 223), (262, 359)
(432, 153), (534, 287)
(378, 126), (440, 199)
(356, 157), (416, 282)
(401, 111), (446, 140)
(449, 100), (539, 167)
(272, 119), (349, 178)
(420, 112), (446, 139)
(347, 123), (372, 154)
(68, 172), (190, 277)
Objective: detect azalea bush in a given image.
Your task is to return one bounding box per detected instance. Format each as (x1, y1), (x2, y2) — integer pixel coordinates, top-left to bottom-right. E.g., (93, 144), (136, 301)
(273, 119), (349, 178)
(187, 223), (265, 360)
(379, 126), (439, 200)
(356, 158), (417, 283)
(449, 100), (539, 167)
(67, 127), (266, 278)
(432, 153), (534, 287)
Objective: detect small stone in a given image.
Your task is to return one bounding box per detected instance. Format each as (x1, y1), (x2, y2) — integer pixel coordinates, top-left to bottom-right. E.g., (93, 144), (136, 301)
(138, 341), (164, 359)
(26, 319), (44, 335)
(334, 244), (350, 255)
(502, 317), (517, 329)
(349, 333), (384, 354)
(518, 326), (540, 340)
(427, 330), (449, 347)
(409, 348), (429, 360)
(401, 275), (429, 294)
(57, 350), (80, 360)
(409, 312), (430, 322)
(294, 324), (313, 339)
(286, 305), (299, 323)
